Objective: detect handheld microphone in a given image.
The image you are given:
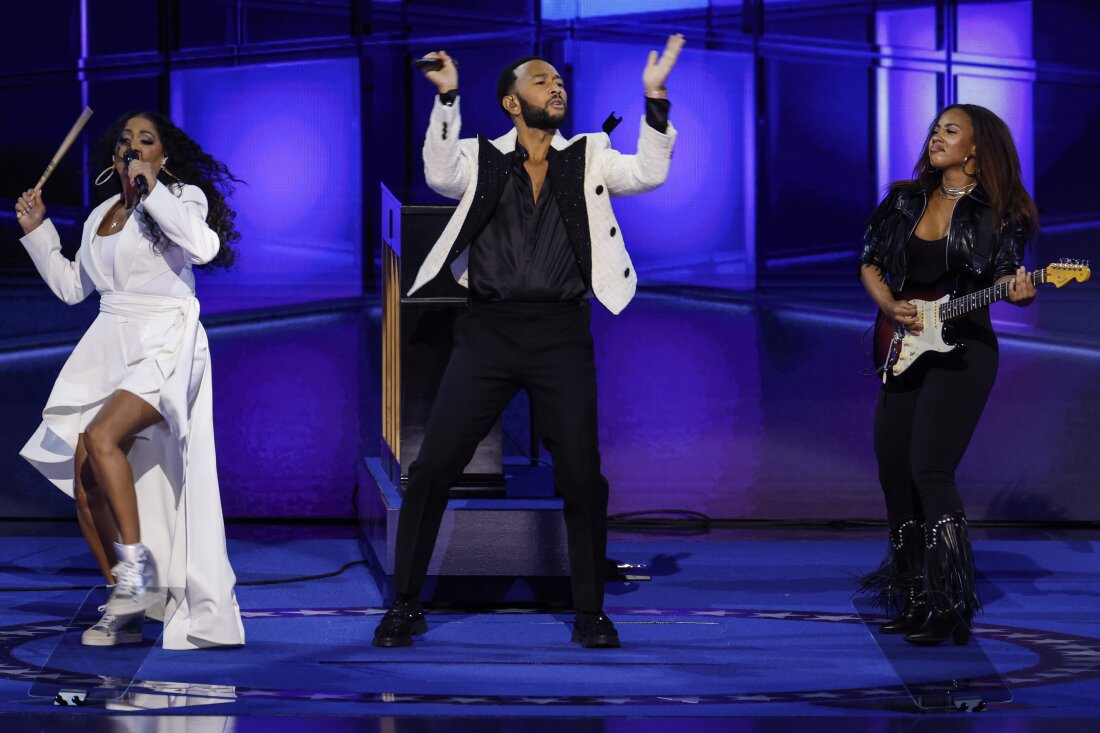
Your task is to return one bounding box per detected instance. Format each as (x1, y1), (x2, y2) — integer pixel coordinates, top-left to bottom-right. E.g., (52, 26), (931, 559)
(122, 149), (148, 195)
(412, 57), (444, 73)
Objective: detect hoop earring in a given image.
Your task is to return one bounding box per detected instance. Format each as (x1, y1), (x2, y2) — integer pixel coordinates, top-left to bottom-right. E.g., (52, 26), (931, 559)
(962, 155), (979, 176)
(94, 165), (116, 186)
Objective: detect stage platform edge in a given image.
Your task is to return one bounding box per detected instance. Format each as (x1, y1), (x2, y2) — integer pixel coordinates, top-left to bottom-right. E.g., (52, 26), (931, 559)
(357, 456), (573, 604)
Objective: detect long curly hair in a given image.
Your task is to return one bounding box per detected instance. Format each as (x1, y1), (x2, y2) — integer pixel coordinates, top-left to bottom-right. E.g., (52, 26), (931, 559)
(894, 103), (1038, 236)
(93, 111), (242, 269)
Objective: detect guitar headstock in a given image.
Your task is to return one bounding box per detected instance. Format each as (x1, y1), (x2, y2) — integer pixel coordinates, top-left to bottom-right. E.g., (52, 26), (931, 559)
(1045, 259), (1091, 288)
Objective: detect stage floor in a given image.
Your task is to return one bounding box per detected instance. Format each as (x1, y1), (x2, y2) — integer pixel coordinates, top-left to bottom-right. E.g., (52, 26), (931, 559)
(0, 522), (1098, 728)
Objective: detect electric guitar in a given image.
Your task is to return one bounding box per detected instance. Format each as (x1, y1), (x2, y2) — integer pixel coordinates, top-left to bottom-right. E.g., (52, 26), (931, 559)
(874, 259), (1091, 380)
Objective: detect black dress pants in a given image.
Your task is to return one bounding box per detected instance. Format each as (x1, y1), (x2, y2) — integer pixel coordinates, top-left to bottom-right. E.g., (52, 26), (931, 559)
(392, 299), (610, 612)
(873, 315), (999, 526)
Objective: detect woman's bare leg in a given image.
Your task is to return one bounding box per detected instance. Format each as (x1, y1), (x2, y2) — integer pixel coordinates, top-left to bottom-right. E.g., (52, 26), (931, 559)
(83, 391), (164, 546)
(74, 434), (120, 583)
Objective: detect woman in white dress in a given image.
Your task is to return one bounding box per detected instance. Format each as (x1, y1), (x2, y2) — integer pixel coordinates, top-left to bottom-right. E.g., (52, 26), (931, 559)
(14, 111), (245, 650)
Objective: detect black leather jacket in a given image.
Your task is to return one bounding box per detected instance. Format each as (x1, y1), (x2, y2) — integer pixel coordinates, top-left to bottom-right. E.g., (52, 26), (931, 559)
(859, 185), (1026, 294)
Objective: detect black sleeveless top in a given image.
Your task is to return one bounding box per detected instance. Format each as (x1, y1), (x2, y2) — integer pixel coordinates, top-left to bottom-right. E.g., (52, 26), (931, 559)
(906, 232), (995, 340)
(906, 233), (948, 286)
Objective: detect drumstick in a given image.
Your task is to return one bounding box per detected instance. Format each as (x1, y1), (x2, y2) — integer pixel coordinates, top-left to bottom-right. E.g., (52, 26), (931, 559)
(34, 107), (93, 193)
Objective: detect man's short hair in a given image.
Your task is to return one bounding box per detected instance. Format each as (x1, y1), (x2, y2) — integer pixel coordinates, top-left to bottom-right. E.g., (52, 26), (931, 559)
(497, 55), (550, 117)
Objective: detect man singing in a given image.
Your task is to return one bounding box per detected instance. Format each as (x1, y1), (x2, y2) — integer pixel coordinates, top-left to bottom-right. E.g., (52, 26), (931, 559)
(374, 34), (684, 649)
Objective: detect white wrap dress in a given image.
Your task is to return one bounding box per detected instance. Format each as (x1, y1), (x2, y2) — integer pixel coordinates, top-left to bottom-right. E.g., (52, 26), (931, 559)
(19, 182), (245, 650)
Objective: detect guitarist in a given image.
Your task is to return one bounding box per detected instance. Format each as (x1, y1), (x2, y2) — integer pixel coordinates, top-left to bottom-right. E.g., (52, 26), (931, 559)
(857, 104), (1037, 646)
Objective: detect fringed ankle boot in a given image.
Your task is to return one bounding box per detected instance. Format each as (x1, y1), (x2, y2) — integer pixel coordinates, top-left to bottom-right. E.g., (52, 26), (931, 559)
(859, 519), (927, 634)
(905, 512), (981, 646)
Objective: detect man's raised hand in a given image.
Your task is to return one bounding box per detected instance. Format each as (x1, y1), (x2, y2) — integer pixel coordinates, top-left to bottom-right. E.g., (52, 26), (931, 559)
(643, 34), (685, 93)
(419, 51), (459, 94)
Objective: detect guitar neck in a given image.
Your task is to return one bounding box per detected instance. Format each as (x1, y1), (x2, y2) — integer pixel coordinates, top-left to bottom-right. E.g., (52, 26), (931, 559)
(939, 269), (1045, 321)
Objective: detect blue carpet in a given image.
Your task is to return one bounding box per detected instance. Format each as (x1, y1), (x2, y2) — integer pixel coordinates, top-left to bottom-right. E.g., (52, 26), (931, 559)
(0, 525), (1098, 722)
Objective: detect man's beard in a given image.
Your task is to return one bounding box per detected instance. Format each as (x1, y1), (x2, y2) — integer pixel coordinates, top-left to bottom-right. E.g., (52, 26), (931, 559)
(517, 94), (566, 131)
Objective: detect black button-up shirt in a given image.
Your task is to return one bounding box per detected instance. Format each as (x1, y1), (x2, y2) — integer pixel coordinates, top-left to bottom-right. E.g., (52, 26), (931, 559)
(467, 97), (670, 303)
(469, 143), (587, 302)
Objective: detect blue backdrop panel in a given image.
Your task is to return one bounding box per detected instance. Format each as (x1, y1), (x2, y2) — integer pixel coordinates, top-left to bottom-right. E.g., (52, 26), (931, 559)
(874, 2), (939, 193)
(875, 3), (938, 51)
(566, 40), (755, 289)
(874, 66), (938, 192)
(758, 54), (871, 264)
(542, 0), (711, 20)
(170, 59), (363, 315)
(957, 0), (1033, 60)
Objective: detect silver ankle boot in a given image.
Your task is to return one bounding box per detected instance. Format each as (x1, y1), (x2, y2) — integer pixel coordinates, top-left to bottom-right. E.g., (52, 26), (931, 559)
(82, 603), (144, 646)
(106, 542), (159, 616)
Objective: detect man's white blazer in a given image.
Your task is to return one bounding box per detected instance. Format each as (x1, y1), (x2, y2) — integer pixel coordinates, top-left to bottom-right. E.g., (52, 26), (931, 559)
(409, 97), (677, 314)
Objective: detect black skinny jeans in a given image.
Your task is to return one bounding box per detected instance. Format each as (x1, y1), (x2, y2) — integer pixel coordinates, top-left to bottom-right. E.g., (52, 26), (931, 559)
(874, 312), (999, 527)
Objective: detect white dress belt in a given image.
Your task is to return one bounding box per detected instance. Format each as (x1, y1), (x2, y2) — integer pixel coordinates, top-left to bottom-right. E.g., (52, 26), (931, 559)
(99, 291), (193, 320)
(99, 290), (201, 441)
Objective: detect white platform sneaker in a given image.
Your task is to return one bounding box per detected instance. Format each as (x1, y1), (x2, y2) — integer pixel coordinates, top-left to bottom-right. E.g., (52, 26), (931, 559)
(105, 542), (160, 616)
(81, 604), (144, 646)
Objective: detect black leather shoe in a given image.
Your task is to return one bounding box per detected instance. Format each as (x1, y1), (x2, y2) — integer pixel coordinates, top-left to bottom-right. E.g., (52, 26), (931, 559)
(372, 600), (428, 648)
(904, 611), (971, 646)
(572, 611), (621, 648)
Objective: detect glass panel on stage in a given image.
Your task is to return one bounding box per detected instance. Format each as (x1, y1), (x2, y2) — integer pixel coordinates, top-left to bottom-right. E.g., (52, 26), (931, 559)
(103, 681), (236, 711)
(852, 596), (1011, 710)
(28, 585), (181, 706)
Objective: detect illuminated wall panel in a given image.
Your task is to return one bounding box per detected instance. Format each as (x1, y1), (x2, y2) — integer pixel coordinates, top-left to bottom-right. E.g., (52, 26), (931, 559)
(875, 67), (939, 194)
(170, 58), (363, 314)
(875, 3), (938, 51)
(542, 0), (708, 20)
(874, 5), (940, 194)
(954, 74), (1034, 193)
(957, 0), (1032, 60)
(566, 40), (755, 289)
